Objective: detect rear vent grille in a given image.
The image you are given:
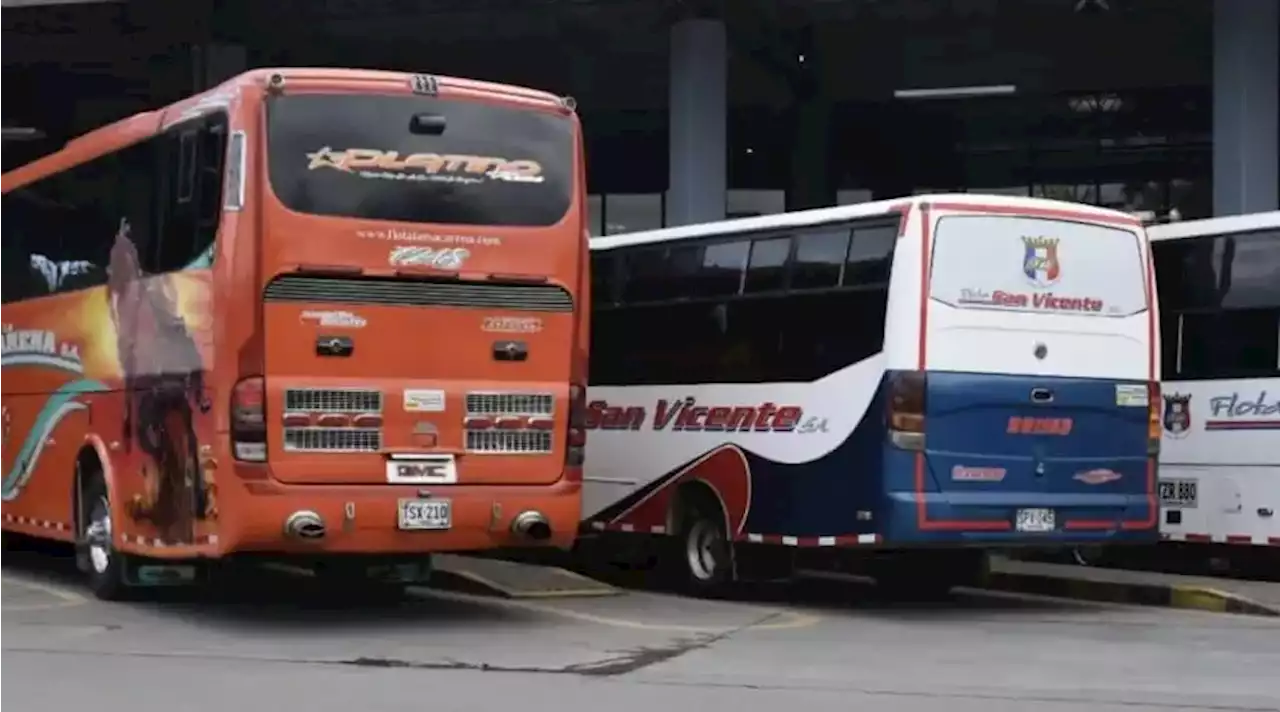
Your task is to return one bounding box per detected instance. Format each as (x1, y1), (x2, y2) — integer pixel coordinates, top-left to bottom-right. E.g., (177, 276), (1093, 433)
(265, 276), (573, 312)
(466, 392), (554, 416)
(464, 390), (555, 454)
(284, 428), (382, 453)
(285, 388), (382, 413)
(283, 388), (383, 452)
(466, 430), (554, 454)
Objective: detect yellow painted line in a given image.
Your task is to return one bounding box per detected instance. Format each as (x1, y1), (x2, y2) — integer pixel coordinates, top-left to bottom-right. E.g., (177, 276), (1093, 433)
(409, 585), (821, 633)
(1, 574), (88, 611)
(1169, 586), (1232, 614)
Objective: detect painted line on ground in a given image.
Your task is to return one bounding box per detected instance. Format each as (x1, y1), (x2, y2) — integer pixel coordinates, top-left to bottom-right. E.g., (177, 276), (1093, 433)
(1, 573), (88, 611)
(408, 585), (822, 633)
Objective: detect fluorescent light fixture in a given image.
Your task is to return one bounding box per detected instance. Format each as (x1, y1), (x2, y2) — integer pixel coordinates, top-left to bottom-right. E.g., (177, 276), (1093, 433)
(2, 127), (46, 141)
(893, 84), (1017, 100)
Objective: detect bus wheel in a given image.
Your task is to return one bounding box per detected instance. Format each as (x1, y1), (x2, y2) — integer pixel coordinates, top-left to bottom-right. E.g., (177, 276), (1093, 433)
(673, 491), (732, 596)
(80, 467), (130, 601)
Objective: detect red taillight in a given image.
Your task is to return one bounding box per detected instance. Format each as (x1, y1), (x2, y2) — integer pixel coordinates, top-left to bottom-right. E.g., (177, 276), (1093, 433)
(567, 383), (587, 466)
(231, 376), (267, 462)
(887, 371), (927, 450)
(1147, 381), (1162, 455)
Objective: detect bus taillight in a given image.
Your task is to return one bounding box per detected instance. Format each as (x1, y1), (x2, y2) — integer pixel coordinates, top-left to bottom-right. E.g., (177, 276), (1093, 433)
(231, 376), (267, 462)
(887, 371), (927, 451)
(566, 383), (587, 467)
(1147, 381), (1162, 456)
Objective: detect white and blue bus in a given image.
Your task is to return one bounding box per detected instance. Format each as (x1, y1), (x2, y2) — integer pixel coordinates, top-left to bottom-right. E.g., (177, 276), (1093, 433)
(1148, 211), (1280, 563)
(582, 193), (1162, 595)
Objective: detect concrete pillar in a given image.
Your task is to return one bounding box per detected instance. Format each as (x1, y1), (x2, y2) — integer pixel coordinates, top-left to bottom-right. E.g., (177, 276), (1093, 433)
(1213, 0), (1279, 215)
(668, 18), (727, 226)
(192, 43), (247, 92)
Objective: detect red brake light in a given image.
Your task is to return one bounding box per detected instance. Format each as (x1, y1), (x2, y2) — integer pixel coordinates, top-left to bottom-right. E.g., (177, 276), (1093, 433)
(231, 376), (267, 462)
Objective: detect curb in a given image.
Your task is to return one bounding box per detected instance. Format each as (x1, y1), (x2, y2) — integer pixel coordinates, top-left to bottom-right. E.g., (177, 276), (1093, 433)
(984, 571), (1280, 618)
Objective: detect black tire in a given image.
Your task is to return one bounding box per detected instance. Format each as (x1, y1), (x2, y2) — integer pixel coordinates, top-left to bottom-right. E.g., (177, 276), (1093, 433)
(79, 465), (131, 601)
(670, 491), (733, 597)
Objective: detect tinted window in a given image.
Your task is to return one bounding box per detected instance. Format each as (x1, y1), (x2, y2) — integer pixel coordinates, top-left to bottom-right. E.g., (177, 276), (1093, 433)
(620, 248), (670, 302)
(1155, 229), (1280, 379)
(791, 228), (849, 289)
(744, 237), (790, 293)
(266, 94), (573, 227)
(590, 252), (617, 307)
(698, 240), (749, 296)
(845, 224), (896, 285)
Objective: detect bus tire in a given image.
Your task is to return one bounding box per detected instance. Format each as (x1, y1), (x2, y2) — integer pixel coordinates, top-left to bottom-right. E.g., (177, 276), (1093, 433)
(78, 462), (131, 601)
(671, 487), (732, 597)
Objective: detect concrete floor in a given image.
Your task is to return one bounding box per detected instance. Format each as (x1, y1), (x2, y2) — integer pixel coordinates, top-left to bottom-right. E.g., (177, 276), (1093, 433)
(4, 551), (1278, 712)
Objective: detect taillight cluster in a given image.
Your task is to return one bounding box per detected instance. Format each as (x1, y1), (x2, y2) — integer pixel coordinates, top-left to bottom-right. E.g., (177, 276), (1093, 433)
(887, 371), (927, 451)
(231, 376), (266, 462)
(1147, 380), (1162, 456)
(567, 383), (587, 467)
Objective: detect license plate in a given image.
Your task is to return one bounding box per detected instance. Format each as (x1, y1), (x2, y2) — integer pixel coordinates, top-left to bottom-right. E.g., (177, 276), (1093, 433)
(1015, 508), (1056, 533)
(386, 455), (457, 485)
(398, 498), (452, 531)
(1158, 478), (1198, 508)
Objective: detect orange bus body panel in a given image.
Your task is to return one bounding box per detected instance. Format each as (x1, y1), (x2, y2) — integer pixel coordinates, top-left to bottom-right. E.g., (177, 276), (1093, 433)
(2, 69), (587, 564)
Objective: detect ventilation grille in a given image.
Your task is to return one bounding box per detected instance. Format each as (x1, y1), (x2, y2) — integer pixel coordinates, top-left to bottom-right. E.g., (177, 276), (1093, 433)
(284, 388), (382, 413)
(466, 430), (554, 454)
(283, 428), (382, 453)
(466, 392), (554, 416)
(265, 276), (573, 312)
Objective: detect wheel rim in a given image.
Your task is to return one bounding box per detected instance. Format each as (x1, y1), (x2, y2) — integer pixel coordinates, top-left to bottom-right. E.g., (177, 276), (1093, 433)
(685, 518), (724, 582)
(86, 496), (112, 574)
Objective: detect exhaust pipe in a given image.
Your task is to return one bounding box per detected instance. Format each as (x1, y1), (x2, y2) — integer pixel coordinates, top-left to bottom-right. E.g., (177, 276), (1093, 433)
(284, 510), (326, 540)
(510, 510), (552, 541)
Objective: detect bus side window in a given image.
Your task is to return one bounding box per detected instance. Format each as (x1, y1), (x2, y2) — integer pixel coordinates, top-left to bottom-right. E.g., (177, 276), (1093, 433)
(153, 113), (228, 273)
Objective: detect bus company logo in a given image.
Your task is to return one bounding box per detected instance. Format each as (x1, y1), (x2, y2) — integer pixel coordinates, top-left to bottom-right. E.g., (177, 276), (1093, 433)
(585, 398), (828, 434)
(1021, 236), (1062, 288)
(389, 246), (470, 271)
(300, 310), (366, 329)
(306, 147), (545, 184)
(1073, 468), (1122, 485)
(1161, 393), (1192, 438)
(1205, 391), (1280, 431)
(0, 325), (83, 375)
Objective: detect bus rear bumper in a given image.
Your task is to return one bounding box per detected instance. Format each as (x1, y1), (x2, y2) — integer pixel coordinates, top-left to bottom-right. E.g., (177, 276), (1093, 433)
(879, 491), (1158, 546)
(213, 478), (582, 555)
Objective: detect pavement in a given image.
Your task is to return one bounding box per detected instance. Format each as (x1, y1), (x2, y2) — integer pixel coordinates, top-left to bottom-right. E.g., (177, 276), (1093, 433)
(4, 547), (1280, 712)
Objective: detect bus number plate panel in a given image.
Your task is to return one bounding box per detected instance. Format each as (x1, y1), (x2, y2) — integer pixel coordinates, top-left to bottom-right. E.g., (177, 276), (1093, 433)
(1015, 508), (1056, 533)
(398, 498), (453, 530)
(1158, 479), (1198, 509)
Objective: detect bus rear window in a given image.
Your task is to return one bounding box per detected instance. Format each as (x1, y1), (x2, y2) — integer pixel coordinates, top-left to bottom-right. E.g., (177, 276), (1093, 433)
(930, 215), (1148, 317)
(266, 94), (573, 227)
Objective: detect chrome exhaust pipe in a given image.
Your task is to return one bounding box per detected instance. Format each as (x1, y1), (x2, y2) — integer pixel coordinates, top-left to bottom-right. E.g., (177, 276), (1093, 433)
(284, 510), (326, 540)
(510, 510), (552, 541)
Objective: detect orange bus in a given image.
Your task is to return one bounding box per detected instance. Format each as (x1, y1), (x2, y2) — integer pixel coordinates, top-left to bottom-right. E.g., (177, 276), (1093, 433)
(1, 68), (590, 599)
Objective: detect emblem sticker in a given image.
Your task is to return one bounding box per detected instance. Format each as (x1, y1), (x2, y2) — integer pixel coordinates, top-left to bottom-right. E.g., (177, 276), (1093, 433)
(404, 389), (446, 413)
(1162, 393), (1192, 438)
(1073, 468), (1122, 485)
(1022, 236), (1062, 287)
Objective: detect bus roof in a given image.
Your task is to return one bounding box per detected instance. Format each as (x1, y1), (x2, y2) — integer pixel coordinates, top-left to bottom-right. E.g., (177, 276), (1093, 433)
(589, 193), (1140, 251)
(1146, 210), (1280, 242)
